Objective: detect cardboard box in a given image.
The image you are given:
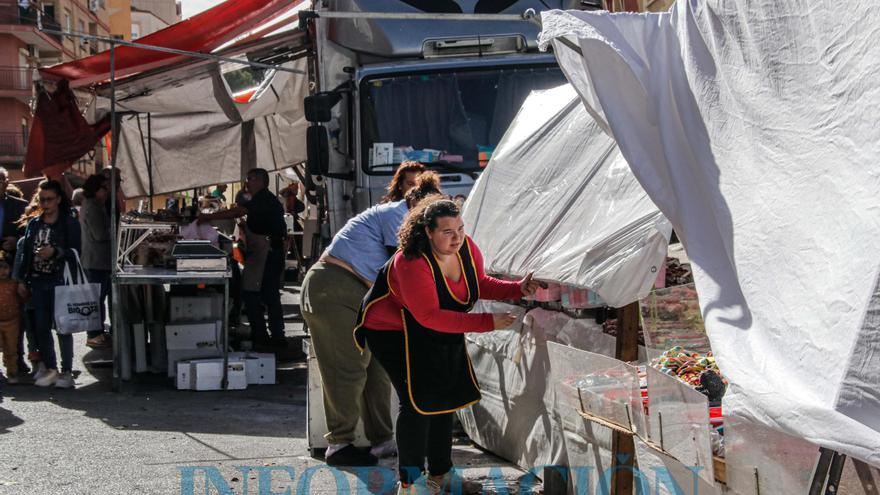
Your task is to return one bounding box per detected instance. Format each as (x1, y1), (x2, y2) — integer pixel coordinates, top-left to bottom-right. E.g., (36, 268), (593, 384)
(169, 295), (223, 322)
(165, 322), (219, 350)
(189, 358), (247, 391)
(228, 352), (276, 385)
(167, 348), (221, 377)
(176, 361), (193, 390)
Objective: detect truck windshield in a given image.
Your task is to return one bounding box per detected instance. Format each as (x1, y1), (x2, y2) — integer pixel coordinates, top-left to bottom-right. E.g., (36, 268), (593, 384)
(361, 66), (565, 172)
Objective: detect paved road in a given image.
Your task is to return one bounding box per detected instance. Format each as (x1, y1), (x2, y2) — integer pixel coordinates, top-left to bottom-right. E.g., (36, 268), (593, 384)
(0, 285), (529, 495)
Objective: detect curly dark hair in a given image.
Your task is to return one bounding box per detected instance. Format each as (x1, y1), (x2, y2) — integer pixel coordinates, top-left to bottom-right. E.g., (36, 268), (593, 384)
(380, 161), (426, 203)
(398, 198), (460, 259)
(404, 170), (442, 208)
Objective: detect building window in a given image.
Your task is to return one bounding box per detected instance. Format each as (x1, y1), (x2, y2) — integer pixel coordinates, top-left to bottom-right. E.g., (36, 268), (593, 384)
(131, 23), (140, 40)
(64, 9), (71, 32)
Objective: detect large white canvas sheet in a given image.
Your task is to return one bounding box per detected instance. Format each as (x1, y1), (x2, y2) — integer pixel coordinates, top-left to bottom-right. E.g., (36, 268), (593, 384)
(539, 1), (880, 466)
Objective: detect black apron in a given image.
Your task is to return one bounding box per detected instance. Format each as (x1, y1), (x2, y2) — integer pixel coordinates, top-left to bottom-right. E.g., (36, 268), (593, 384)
(354, 238), (482, 415)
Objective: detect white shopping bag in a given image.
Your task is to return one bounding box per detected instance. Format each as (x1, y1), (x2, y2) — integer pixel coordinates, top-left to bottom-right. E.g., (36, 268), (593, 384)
(54, 249), (102, 335)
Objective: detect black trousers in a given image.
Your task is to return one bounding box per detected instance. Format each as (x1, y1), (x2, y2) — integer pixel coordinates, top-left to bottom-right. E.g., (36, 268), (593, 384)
(365, 329), (454, 484)
(243, 249), (285, 342)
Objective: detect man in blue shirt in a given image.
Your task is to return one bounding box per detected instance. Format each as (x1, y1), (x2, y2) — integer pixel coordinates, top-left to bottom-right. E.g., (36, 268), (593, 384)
(301, 169), (440, 467)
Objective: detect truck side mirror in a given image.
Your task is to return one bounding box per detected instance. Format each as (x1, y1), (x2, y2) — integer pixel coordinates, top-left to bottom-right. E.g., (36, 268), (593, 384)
(304, 92), (342, 123)
(307, 125), (329, 176)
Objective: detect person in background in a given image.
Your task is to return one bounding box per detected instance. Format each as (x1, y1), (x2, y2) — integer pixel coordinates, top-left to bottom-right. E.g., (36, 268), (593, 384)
(354, 198), (540, 494)
(234, 182), (251, 206)
(1, 167), (27, 254)
(379, 161), (425, 203)
(80, 174), (112, 349)
(280, 181), (306, 258)
(198, 168), (287, 348)
(16, 180), (81, 388)
(101, 168), (125, 221)
(1, 168), (29, 375)
(211, 184), (228, 204)
(0, 252), (22, 384)
(12, 232), (39, 380)
(300, 170), (439, 467)
(70, 188), (84, 212)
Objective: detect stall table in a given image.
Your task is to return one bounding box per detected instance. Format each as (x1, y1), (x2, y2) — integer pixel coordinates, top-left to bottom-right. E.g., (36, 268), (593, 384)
(113, 266), (232, 390)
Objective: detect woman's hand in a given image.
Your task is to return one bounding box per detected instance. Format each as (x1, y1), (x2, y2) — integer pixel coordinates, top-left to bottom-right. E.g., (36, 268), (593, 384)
(17, 283), (29, 300)
(519, 272), (543, 297)
(37, 246), (55, 259)
(492, 312), (517, 329)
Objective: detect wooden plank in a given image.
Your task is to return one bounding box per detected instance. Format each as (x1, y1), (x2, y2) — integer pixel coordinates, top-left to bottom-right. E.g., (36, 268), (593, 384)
(611, 301), (641, 495)
(713, 456), (727, 485)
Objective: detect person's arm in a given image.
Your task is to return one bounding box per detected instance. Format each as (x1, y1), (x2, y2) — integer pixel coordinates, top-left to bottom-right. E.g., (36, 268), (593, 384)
(12, 235), (26, 282)
(197, 205), (247, 224)
(470, 240), (524, 300)
(395, 255), (496, 333)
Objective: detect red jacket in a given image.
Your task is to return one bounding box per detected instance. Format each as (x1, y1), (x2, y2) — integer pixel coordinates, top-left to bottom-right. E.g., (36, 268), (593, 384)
(363, 239), (521, 333)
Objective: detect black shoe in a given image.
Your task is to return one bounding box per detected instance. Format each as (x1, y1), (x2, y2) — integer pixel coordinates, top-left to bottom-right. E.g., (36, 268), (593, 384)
(326, 444), (378, 467)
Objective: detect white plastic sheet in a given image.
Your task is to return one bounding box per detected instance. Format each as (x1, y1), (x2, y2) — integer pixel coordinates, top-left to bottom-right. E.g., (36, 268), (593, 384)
(461, 84), (671, 308)
(539, 1), (880, 466)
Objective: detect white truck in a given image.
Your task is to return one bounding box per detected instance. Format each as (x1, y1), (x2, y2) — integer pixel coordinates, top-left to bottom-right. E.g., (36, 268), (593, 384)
(300, 0), (604, 245)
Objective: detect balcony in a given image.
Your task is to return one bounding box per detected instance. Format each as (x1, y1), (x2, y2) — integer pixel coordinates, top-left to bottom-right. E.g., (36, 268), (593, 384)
(0, 3), (65, 54)
(0, 132), (27, 163)
(0, 66), (33, 103)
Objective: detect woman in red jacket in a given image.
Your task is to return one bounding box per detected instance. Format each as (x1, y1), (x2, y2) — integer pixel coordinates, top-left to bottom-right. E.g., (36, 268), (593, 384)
(354, 198), (540, 494)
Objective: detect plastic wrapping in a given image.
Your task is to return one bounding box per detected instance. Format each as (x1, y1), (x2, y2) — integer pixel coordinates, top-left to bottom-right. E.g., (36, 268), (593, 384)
(461, 84), (671, 309)
(723, 417), (819, 495)
(540, 3), (880, 466)
(633, 437), (723, 495)
(459, 302), (620, 476)
(646, 367), (714, 485)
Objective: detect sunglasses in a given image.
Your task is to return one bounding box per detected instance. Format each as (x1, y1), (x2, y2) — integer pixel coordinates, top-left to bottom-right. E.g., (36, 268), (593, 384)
(38, 195), (58, 204)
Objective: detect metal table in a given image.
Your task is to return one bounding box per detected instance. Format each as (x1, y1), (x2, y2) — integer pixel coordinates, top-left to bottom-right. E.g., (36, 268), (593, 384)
(113, 266), (232, 390)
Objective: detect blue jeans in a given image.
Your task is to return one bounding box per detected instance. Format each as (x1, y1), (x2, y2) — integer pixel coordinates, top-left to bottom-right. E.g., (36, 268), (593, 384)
(85, 269), (111, 338)
(30, 277), (73, 373)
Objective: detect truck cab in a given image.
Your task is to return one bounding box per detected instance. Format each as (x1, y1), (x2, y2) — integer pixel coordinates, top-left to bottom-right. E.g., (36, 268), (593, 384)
(308, 0), (589, 235)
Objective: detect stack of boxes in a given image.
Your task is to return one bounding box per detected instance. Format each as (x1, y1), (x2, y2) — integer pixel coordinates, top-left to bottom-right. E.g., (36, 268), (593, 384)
(167, 294), (276, 391)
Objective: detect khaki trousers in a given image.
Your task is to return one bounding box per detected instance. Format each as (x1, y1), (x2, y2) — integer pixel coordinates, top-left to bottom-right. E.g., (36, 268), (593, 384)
(301, 261), (393, 445)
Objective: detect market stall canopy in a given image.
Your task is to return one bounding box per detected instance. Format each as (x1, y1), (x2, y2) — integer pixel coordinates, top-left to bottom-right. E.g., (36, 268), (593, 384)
(39, 0), (299, 88)
(462, 83), (671, 308)
(539, 1), (880, 468)
(25, 0), (310, 194)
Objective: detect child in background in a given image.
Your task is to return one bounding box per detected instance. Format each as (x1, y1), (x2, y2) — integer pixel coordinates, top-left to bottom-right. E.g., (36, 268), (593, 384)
(0, 251), (21, 384)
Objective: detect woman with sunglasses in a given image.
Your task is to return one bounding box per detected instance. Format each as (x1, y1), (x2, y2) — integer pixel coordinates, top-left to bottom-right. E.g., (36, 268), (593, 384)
(15, 179), (81, 388)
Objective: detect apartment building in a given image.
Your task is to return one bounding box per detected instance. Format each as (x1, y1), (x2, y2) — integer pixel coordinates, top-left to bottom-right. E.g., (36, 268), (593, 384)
(0, 0), (109, 180)
(130, 0), (178, 38)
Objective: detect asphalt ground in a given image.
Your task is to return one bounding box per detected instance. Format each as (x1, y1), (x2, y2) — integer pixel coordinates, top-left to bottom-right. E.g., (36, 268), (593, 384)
(0, 285), (530, 495)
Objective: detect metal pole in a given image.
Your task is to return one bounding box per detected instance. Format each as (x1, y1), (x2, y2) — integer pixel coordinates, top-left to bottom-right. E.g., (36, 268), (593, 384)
(147, 113), (154, 211)
(38, 28), (306, 75)
(313, 11), (536, 21)
(109, 42), (123, 390)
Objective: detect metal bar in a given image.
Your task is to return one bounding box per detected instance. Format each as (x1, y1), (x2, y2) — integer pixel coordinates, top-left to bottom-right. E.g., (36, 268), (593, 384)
(109, 42), (125, 388)
(824, 453), (847, 495)
(810, 448), (836, 495)
(147, 113), (153, 210)
(314, 10), (537, 22)
(222, 278), (229, 390)
(38, 28), (306, 74)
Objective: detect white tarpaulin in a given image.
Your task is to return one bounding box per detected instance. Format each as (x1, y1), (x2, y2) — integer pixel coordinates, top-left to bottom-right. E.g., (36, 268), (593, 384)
(96, 57), (308, 198)
(539, 1), (880, 467)
(461, 84), (671, 308)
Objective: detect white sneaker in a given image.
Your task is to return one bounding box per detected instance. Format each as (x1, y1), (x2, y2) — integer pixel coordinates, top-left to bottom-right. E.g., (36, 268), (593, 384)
(55, 372), (75, 389)
(370, 439), (398, 458)
(32, 362), (48, 381)
(35, 369), (59, 387)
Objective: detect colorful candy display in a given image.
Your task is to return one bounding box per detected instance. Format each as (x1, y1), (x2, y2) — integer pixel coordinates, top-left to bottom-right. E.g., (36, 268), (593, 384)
(651, 346), (724, 390)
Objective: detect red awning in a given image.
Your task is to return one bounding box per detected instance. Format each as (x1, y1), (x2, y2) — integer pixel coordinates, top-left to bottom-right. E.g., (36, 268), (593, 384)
(40, 0), (301, 88)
